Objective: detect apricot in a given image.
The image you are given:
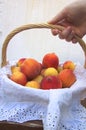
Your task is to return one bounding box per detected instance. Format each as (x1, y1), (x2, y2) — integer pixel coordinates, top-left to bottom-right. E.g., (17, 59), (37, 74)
(41, 67), (58, 77)
(58, 69), (76, 88)
(25, 80), (40, 89)
(42, 53), (59, 69)
(9, 71), (27, 86)
(33, 74), (43, 84)
(20, 58), (42, 80)
(40, 75), (62, 90)
(11, 66), (20, 73)
(63, 60), (76, 71)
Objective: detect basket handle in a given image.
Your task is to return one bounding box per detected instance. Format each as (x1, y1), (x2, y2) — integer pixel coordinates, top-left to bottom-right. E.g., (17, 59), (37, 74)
(1, 23), (86, 68)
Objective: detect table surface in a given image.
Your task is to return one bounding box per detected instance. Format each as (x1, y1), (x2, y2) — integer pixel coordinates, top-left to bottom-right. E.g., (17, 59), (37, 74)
(0, 120), (43, 130)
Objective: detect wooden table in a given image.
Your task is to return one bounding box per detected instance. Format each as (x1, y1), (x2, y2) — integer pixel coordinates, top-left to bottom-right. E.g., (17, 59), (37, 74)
(0, 120), (43, 130)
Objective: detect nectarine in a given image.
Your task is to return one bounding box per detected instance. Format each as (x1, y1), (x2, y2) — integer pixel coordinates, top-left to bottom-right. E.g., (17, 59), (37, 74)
(9, 71), (27, 86)
(63, 60), (76, 71)
(33, 74), (43, 84)
(20, 58), (42, 80)
(25, 80), (40, 89)
(11, 66), (20, 73)
(42, 53), (59, 69)
(41, 67), (58, 77)
(58, 69), (76, 88)
(40, 75), (62, 90)
(17, 58), (26, 67)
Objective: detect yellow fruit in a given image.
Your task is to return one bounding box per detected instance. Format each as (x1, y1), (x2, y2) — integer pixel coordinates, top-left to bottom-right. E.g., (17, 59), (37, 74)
(41, 67), (58, 77)
(63, 60), (76, 71)
(9, 71), (27, 86)
(33, 75), (43, 83)
(25, 81), (40, 89)
(11, 66), (20, 73)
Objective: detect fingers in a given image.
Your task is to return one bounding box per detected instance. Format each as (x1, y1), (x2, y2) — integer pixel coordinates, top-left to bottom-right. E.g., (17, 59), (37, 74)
(52, 26), (78, 43)
(48, 14), (78, 44)
(72, 38), (77, 43)
(51, 29), (59, 36)
(58, 26), (78, 43)
(59, 26), (73, 40)
(51, 26), (77, 43)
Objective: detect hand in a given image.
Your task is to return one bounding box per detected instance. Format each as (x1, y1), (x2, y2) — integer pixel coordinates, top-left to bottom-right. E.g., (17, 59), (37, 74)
(48, 0), (86, 43)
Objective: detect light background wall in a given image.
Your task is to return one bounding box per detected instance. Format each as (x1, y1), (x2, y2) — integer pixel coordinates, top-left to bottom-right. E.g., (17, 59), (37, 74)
(1, 0), (86, 67)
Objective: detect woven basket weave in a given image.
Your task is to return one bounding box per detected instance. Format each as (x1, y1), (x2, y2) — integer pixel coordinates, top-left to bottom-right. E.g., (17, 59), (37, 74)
(1, 23), (86, 130)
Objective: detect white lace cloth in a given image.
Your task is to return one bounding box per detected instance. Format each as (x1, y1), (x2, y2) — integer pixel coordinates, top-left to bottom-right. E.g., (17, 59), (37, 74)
(0, 62), (86, 130)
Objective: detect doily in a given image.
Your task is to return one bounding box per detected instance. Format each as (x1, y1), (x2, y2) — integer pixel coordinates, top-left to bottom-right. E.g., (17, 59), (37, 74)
(0, 63), (86, 130)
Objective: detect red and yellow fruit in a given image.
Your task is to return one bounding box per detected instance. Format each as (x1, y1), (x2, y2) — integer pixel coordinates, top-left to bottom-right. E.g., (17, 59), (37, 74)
(41, 67), (58, 77)
(11, 66), (21, 73)
(40, 76), (62, 90)
(33, 74), (43, 84)
(20, 58), (42, 80)
(9, 53), (77, 89)
(9, 71), (27, 86)
(42, 53), (59, 69)
(63, 60), (76, 71)
(58, 69), (76, 88)
(25, 80), (40, 89)
(17, 58), (26, 67)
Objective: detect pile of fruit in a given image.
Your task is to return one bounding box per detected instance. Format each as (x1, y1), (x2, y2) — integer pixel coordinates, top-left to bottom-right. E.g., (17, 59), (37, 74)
(8, 53), (77, 90)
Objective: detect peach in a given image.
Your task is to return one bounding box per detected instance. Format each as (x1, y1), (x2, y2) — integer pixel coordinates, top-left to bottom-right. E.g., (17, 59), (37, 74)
(9, 71), (27, 86)
(58, 69), (76, 88)
(11, 66), (20, 73)
(42, 53), (59, 69)
(41, 67), (58, 77)
(25, 80), (40, 89)
(33, 74), (43, 84)
(20, 58), (42, 80)
(17, 58), (26, 67)
(40, 76), (62, 90)
(63, 60), (76, 71)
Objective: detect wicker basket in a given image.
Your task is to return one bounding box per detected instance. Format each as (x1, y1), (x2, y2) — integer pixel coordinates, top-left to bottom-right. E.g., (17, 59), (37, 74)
(1, 23), (86, 130)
